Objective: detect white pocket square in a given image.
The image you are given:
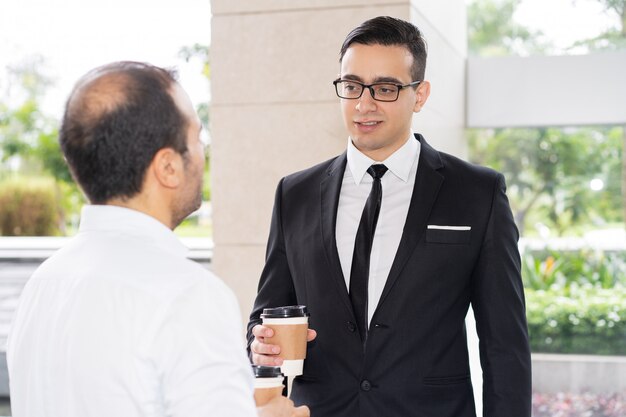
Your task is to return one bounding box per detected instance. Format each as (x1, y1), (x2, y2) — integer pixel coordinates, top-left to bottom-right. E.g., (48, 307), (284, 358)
(427, 225), (471, 231)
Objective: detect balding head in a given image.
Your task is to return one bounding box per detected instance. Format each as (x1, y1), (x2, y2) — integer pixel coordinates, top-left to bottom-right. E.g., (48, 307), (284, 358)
(60, 61), (189, 203)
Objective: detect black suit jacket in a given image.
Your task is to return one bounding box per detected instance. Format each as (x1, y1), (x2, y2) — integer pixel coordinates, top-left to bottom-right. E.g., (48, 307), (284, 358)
(248, 134), (531, 417)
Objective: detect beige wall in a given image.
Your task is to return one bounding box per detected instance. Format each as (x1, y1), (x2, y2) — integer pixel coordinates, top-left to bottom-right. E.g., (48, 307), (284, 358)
(210, 0), (467, 322)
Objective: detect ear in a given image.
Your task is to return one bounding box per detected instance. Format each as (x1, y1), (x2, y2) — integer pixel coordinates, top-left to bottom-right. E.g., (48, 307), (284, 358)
(150, 148), (184, 189)
(413, 80), (431, 113)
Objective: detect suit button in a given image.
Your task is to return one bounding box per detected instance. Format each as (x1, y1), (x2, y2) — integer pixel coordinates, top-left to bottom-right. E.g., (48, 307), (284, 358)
(347, 322), (356, 332)
(360, 380), (371, 391)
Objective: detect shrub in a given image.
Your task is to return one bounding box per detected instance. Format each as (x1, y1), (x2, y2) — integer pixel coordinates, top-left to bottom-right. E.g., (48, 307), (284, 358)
(526, 286), (626, 355)
(0, 177), (61, 236)
(523, 250), (626, 290)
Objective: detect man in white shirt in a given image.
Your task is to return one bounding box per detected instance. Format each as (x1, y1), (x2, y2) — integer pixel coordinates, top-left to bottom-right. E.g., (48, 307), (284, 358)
(7, 61), (308, 417)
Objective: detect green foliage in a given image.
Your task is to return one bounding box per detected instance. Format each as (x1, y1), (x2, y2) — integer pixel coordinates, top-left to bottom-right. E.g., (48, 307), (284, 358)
(524, 250), (626, 355)
(178, 43), (210, 80)
(569, 0), (625, 52)
(467, 0), (548, 56)
(526, 286), (626, 355)
(468, 126), (623, 236)
(522, 254), (564, 290)
(0, 57), (70, 183)
(0, 177), (61, 236)
(33, 127), (72, 183)
(179, 43), (212, 204)
(0, 56), (84, 235)
(523, 250), (626, 290)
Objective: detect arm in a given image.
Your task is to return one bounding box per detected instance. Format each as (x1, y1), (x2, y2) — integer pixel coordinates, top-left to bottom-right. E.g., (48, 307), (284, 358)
(152, 279), (258, 417)
(247, 179), (298, 361)
(247, 179), (316, 366)
(470, 173), (532, 417)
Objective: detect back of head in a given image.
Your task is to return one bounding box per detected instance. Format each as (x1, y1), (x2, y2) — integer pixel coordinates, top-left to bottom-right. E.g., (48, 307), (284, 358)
(59, 61), (188, 204)
(339, 16), (428, 81)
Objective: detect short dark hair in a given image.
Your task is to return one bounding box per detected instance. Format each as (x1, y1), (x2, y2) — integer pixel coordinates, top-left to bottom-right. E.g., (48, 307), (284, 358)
(59, 61), (188, 204)
(339, 16), (428, 81)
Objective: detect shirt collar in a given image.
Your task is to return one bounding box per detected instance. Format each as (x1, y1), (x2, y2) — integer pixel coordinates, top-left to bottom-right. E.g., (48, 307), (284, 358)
(346, 131), (420, 185)
(78, 205), (189, 258)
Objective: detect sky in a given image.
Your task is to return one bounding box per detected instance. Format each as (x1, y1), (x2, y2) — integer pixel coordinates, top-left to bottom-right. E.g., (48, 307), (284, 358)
(514, 0), (618, 51)
(0, 0), (620, 119)
(0, 0), (211, 118)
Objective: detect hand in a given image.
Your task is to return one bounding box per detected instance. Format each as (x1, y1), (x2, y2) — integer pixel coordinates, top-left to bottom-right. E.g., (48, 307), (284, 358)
(251, 324), (317, 366)
(256, 395), (310, 417)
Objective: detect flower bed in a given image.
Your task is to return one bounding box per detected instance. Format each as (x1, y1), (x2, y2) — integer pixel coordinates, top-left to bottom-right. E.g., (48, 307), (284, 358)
(532, 391), (626, 417)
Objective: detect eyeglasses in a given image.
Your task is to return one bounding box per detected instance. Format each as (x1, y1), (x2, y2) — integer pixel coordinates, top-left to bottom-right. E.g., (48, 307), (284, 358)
(333, 79), (421, 102)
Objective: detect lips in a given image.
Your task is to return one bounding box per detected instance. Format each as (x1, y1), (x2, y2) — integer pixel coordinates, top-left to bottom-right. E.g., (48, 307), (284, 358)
(355, 120), (382, 132)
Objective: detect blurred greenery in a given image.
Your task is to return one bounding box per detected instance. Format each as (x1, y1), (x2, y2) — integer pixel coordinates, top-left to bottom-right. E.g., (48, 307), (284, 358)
(0, 177), (61, 236)
(468, 0), (626, 357)
(527, 286), (626, 355)
(174, 220), (212, 238)
(468, 126), (623, 236)
(0, 51), (212, 236)
(523, 250), (626, 290)
(0, 57), (82, 235)
(569, 0), (626, 52)
(179, 43), (212, 206)
(467, 0), (548, 56)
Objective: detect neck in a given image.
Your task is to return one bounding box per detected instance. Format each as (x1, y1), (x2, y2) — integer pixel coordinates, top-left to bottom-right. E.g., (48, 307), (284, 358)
(106, 195), (174, 230)
(355, 134), (410, 162)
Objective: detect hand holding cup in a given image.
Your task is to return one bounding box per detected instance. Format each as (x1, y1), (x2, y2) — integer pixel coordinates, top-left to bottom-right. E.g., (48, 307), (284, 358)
(257, 306), (312, 376)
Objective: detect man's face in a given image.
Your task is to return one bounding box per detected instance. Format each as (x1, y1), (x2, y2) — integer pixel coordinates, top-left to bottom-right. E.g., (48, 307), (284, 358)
(170, 83), (205, 226)
(339, 43), (424, 159)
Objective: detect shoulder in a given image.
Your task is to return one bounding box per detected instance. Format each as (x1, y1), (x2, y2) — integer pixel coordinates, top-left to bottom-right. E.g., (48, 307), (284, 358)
(278, 153), (345, 194)
(440, 151), (501, 182)
(420, 135), (503, 190)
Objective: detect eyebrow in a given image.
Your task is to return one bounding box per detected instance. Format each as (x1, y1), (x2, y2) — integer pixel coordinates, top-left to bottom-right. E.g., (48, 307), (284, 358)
(341, 74), (404, 84)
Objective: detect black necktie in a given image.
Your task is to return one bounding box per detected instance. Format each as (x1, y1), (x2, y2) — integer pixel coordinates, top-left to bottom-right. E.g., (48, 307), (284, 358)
(349, 164), (388, 342)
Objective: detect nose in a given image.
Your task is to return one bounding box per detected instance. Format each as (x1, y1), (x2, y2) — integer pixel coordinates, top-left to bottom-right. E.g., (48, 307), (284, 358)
(355, 87), (377, 113)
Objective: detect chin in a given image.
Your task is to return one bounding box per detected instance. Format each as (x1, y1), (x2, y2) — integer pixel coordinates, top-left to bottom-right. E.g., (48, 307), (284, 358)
(353, 136), (384, 151)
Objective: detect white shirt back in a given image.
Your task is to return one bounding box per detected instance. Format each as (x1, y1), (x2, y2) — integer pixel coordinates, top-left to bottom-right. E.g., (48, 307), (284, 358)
(336, 134), (420, 325)
(7, 205), (257, 417)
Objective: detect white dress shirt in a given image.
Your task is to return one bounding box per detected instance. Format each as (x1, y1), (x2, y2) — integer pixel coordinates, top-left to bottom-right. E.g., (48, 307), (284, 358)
(336, 133), (420, 326)
(7, 205), (257, 417)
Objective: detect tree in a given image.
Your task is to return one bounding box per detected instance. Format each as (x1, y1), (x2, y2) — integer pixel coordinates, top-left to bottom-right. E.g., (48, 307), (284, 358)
(467, 0), (625, 234)
(468, 126), (622, 236)
(571, 0), (626, 226)
(570, 0), (626, 51)
(179, 43), (212, 202)
(0, 56), (80, 234)
(467, 0), (548, 56)
(0, 56), (70, 182)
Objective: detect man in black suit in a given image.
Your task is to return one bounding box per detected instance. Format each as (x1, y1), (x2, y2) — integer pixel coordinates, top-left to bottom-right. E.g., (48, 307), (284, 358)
(248, 16), (531, 417)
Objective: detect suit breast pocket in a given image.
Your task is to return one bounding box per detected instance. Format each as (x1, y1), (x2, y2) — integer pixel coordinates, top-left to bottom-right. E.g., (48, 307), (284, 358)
(426, 229), (471, 245)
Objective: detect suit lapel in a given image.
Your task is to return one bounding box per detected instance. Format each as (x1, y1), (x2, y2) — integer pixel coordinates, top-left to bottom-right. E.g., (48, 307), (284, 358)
(319, 153), (355, 316)
(376, 135), (444, 310)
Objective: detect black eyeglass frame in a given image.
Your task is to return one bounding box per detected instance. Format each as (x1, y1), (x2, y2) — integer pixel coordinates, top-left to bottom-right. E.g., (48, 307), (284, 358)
(332, 79), (422, 102)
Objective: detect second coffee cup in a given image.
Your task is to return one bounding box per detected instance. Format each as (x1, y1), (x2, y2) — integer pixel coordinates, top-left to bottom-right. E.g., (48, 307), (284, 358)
(261, 305), (309, 376)
(252, 365), (284, 406)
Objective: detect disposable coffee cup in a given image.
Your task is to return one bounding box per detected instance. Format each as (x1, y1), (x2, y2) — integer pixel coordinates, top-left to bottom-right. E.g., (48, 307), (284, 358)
(261, 305), (309, 376)
(252, 365), (284, 406)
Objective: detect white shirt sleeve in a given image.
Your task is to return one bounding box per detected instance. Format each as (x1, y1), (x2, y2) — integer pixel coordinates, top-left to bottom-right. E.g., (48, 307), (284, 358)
(148, 276), (257, 417)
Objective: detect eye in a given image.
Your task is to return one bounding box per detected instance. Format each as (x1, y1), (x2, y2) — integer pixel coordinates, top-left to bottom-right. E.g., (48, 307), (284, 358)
(343, 82), (359, 91)
(376, 84), (397, 94)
